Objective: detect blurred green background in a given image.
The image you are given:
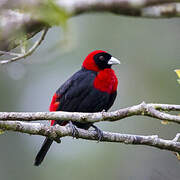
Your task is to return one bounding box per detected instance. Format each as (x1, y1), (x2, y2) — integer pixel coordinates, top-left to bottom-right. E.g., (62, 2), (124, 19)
(0, 14), (180, 180)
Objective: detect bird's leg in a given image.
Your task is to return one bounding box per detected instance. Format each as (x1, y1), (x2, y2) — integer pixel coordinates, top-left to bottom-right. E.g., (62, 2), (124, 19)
(69, 121), (79, 139)
(54, 137), (61, 143)
(91, 124), (103, 142)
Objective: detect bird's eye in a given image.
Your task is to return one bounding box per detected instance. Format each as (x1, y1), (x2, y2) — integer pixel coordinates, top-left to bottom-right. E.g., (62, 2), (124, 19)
(99, 56), (105, 61)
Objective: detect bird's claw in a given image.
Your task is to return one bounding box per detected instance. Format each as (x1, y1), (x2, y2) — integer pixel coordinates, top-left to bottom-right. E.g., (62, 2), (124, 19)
(69, 121), (79, 139)
(91, 125), (103, 142)
(54, 137), (61, 143)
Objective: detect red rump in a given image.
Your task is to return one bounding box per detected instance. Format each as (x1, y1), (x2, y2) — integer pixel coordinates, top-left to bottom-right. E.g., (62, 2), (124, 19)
(49, 93), (60, 126)
(93, 69), (118, 94)
(82, 50), (107, 72)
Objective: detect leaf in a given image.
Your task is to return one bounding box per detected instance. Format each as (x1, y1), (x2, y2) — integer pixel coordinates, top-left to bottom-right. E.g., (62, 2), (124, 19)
(175, 69), (180, 78)
(161, 120), (170, 125)
(174, 152), (180, 161)
(0, 129), (5, 135)
(174, 69), (180, 84)
(37, 0), (68, 27)
(20, 34), (28, 54)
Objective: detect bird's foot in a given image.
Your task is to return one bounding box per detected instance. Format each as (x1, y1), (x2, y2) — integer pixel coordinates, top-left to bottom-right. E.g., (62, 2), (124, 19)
(69, 121), (79, 139)
(54, 137), (61, 143)
(91, 125), (103, 142)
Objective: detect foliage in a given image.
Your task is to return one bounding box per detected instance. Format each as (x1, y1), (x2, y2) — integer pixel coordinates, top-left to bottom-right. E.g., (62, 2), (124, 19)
(175, 69), (180, 84)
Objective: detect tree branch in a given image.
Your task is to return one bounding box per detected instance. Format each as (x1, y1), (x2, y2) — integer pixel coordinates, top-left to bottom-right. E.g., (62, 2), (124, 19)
(1, 0), (180, 160)
(58, 0), (180, 17)
(0, 102), (180, 124)
(0, 120), (180, 154)
(142, 3), (180, 18)
(0, 10), (45, 51)
(0, 28), (48, 64)
(0, 0), (180, 53)
(0, 102), (180, 156)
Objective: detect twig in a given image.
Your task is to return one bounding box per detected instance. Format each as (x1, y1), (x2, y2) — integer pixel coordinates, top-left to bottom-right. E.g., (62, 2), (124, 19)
(0, 28), (48, 65)
(58, 0), (180, 17)
(0, 1), (180, 53)
(173, 133), (180, 142)
(0, 51), (20, 56)
(0, 102), (180, 124)
(0, 120), (180, 153)
(142, 3), (180, 18)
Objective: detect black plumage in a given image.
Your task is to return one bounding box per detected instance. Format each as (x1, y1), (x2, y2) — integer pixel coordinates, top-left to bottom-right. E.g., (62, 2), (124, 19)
(34, 50), (119, 166)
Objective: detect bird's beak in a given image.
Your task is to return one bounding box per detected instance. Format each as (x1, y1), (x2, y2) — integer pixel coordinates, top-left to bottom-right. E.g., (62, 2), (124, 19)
(108, 57), (121, 65)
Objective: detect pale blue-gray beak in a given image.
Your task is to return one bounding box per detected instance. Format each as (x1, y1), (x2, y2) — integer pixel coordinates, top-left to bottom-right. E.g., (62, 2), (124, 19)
(108, 57), (121, 65)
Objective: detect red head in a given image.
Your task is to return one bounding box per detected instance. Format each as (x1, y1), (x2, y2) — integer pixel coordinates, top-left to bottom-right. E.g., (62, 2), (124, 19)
(82, 50), (120, 72)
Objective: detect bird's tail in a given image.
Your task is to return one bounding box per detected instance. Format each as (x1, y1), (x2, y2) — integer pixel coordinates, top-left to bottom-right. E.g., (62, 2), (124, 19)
(34, 138), (53, 166)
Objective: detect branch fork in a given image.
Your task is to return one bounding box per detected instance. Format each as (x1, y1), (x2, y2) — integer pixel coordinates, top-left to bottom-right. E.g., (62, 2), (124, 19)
(0, 102), (180, 156)
(0, 28), (48, 65)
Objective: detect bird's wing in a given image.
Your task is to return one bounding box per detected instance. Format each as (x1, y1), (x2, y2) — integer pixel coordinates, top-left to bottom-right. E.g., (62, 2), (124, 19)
(50, 69), (117, 126)
(49, 69), (96, 125)
(105, 91), (117, 111)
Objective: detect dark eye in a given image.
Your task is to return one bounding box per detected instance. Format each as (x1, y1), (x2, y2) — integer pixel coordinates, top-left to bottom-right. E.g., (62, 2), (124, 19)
(99, 55), (105, 61)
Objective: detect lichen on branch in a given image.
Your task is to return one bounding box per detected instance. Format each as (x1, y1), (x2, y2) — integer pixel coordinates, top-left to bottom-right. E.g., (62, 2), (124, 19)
(0, 120), (180, 155)
(0, 102), (180, 124)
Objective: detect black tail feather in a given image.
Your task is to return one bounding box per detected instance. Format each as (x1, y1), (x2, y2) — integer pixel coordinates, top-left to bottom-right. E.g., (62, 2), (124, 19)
(34, 138), (53, 166)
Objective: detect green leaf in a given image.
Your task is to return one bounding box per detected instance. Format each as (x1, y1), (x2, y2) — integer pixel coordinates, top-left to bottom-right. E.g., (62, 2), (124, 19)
(175, 69), (180, 78)
(0, 129), (5, 135)
(174, 69), (180, 85)
(37, 0), (68, 27)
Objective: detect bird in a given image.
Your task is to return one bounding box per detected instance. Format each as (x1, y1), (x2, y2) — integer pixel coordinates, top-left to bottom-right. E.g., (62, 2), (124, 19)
(34, 50), (120, 166)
